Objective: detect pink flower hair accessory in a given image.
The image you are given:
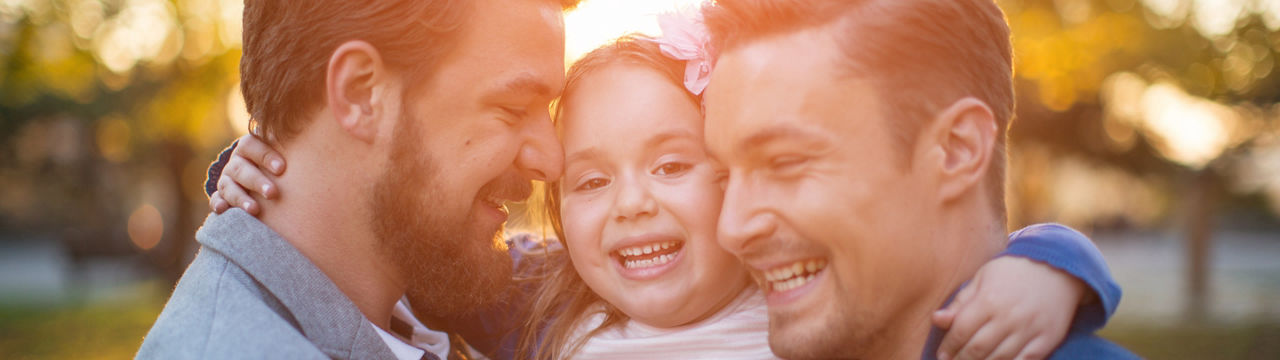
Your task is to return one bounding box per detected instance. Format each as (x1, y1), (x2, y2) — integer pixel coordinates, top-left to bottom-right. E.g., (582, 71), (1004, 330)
(653, 5), (714, 96)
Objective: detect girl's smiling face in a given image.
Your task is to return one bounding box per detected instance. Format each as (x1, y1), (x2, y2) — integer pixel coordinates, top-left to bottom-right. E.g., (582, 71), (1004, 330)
(558, 63), (750, 328)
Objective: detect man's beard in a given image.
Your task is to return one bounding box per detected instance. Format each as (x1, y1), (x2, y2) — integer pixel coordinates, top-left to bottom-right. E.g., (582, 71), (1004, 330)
(370, 111), (514, 319)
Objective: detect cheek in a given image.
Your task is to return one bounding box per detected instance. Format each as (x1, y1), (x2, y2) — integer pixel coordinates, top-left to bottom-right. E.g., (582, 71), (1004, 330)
(659, 177), (723, 238)
(454, 126), (524, 175)
(560, 195), (610, 265)
(659, 179), (738, 266)
(799, 172), (920, 296)
(790, 162), (881, 237)
(561, 195), (628, 305)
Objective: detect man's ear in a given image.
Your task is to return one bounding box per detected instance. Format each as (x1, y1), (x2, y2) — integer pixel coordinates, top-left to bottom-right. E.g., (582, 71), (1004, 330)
(326, 41), (390, 144)
(928, 97), (998, 202)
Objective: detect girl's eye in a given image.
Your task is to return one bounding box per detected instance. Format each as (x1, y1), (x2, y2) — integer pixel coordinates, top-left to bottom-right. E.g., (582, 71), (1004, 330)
(576, 177), (610, 191)
(654, 162), (692, 176)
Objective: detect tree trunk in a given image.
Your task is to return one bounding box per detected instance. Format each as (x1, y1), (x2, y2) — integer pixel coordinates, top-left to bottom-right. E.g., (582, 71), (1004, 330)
(1185, 169), (1217, 322)
(160, 140), (196, 285)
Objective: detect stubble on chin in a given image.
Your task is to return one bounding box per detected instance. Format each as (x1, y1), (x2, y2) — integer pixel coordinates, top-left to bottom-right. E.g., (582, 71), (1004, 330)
(767, 302), (868, 359)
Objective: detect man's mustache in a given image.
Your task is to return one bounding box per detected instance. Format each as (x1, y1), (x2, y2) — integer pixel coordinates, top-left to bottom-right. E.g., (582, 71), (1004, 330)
(477, 172), (533, 202)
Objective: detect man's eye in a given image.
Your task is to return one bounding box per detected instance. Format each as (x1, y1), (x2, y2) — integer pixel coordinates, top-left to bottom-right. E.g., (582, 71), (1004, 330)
(770, 155), (808, 172)
(576, 178), (610, 191)
(714, 170), (729, 191)
(500, 106), (527, 123)
(653, 162), (692, 176)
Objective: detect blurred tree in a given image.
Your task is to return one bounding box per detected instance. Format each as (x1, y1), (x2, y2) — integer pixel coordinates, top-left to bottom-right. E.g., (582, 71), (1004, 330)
(0, 0), (245, 283)
(999, 0), (1280, 321)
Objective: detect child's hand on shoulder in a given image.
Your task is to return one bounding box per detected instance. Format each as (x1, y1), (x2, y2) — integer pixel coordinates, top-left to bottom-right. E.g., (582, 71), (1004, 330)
(931, 256), (1088, 360)
(210, 134), (286, 216)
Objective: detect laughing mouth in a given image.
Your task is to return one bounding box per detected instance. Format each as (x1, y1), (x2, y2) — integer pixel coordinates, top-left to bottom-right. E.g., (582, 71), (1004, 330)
(763, 259), (828, 292)
(613, 240), (684, 269)
(479, 193), (509, 212)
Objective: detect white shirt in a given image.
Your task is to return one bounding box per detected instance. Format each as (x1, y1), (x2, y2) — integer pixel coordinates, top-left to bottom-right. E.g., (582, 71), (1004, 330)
(372, 323), (429, 360)
(368, 297), (489, 360)
(566, 287), (779, 359)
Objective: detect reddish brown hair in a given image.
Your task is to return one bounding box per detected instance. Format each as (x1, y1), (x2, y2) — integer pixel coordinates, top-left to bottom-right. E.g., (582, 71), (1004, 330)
(240, 0), (582, 143)
(703, 0), (1014, 217)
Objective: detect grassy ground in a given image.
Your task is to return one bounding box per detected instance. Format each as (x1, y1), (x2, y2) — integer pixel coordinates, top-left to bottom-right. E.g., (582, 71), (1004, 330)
(0, 282), (165, 360)
(1101, 321), (1280, 360)
(1, 284), (1276, 359)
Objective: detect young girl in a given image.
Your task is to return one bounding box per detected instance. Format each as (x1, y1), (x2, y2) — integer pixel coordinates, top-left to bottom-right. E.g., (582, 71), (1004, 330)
(205, 16), (1121, 360)
(515, 34), (763, 359)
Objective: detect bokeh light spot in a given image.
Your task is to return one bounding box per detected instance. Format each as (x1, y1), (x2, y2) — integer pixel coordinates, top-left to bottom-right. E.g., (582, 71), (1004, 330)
(226, 85), (250, 137)
(127, 204), (164, 251)
(96, 115), (132, 163)
(1140, 82), (1234, 168)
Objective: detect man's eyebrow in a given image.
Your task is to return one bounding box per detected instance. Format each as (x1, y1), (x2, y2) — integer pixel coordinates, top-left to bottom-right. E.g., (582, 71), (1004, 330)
(738, 125), (830, 153)
(493, 73), (557, 99)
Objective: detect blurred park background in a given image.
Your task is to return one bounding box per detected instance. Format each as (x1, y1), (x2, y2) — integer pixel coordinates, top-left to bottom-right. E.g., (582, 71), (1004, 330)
(1, 0), (1278, 358)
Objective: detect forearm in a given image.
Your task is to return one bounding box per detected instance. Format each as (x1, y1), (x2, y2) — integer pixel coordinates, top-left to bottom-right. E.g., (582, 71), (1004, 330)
(1000, 223), (1122, 332)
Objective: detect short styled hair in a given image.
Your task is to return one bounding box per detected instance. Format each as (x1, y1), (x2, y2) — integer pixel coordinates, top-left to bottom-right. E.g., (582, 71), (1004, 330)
(703, 0), (1014, 217)
(240, 0), (582, 143)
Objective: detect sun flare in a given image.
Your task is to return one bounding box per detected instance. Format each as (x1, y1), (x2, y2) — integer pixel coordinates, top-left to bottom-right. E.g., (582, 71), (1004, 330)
(564, 0), (706, 64)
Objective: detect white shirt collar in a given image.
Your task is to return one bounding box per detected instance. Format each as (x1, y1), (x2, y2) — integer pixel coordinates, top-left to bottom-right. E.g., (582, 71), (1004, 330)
(371, 320), (428, 360)
(369, 297), (455, 360)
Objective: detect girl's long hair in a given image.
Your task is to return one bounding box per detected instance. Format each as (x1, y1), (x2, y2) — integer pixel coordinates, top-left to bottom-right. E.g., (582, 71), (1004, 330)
(514, 34), (699, 360)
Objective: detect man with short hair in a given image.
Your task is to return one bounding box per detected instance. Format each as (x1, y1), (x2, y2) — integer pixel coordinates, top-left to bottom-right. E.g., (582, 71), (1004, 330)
(138, 0), (576, 358)
(701, 0), (1138, 359)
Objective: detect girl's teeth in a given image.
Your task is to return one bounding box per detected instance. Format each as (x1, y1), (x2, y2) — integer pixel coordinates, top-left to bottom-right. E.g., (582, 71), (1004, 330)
(623, 253), (676, 269)
(616, 241), (679, 258)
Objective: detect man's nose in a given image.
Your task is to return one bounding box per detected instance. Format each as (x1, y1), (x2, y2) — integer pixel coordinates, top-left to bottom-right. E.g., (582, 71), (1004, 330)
(717, 174), (773, 255)
(515, 111), (564, 182)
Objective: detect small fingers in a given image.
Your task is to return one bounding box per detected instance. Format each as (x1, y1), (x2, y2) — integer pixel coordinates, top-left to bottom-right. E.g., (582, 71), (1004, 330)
(933, 307), (958, 330)
(217, 174), (259, 216)
(232, 134), (286, 175)
(936, 281), (979, 330)
(937, 301), (993, 360)
(1013, 335), (1057, 360)
(983, 329), (1031, 360)
(953, 321), (1008, 360)
(210, 191), (230, 213)
(225, 154), (279, 199)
